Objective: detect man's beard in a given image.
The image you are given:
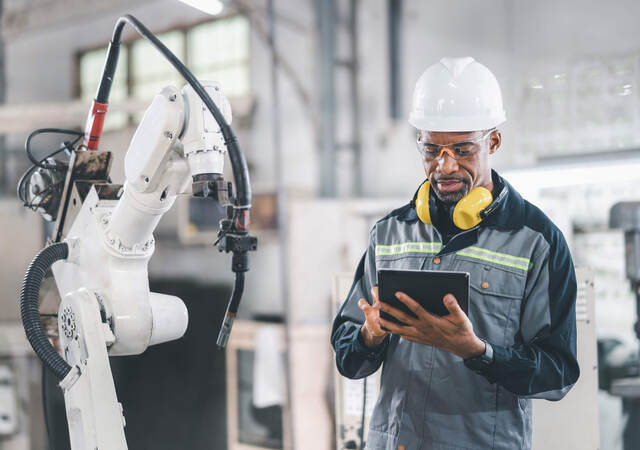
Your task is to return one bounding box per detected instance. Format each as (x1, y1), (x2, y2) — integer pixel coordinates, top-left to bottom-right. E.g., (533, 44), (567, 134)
(431, 179), (470, 203)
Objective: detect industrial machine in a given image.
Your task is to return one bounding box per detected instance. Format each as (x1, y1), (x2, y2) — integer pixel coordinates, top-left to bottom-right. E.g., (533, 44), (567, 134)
(16, 15), (256, 450)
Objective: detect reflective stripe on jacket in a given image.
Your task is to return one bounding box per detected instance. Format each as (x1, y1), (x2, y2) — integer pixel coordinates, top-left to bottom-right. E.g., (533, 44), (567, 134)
(331, 171), (579, 450)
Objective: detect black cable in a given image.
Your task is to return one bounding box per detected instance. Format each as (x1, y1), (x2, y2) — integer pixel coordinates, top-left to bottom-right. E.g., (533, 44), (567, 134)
(16, 164), (38, 204)
(30, 185), (63, 209)
(20, 242), (72, 381)
(17, 130), (82, 208)
(25, 128), (83, 169)
(227, 271), (245, 315)
(22, 182), (62, 211)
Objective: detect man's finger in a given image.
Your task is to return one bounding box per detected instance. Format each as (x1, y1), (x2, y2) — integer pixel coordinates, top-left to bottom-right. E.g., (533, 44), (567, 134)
(443, 294), (465, 321)
(371, 286), (380, 305)
(395, 292), (428, 318)
(378, 317), (410, 335)
(372, 318), (389, 335)
(358, 298), (371, 313)
(378, 301), (417, 325)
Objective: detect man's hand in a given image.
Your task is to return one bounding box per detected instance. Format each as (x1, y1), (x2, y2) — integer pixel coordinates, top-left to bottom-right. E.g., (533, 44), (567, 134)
(357, 286), (388, 349)
(377, 292), (485, 359)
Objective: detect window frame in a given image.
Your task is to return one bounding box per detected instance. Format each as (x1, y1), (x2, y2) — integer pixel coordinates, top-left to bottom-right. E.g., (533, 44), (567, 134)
(74, 12), (251, 129)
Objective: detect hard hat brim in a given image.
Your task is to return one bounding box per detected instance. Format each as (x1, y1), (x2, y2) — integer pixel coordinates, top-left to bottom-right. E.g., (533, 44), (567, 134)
(408, 113), (506, 132)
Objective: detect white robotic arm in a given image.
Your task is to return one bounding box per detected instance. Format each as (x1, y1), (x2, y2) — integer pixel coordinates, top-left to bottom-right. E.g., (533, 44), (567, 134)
(19, 16), (255, 450)
(110, 81), (232, 253)
(45, 81), (233, 449)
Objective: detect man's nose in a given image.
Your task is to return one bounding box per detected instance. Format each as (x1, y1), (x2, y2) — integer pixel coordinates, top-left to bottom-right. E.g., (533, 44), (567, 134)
(437, 148), (458, 174)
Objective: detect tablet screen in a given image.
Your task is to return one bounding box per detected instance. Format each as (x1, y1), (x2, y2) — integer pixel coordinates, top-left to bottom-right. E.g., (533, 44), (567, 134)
(377, 269), (469, 327)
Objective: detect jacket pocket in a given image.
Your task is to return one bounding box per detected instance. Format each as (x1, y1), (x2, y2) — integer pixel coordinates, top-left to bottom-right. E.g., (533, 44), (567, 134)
(455, 258), (526, 347)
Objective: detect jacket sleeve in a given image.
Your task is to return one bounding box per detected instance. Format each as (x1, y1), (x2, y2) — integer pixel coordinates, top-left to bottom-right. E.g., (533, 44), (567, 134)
(484, 228), (580, 400)
(330, 226), (390, 379)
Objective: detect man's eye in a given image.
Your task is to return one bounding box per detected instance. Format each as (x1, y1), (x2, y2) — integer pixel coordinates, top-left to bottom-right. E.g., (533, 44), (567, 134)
(425, 144), (440, 154)
(453, 145), (472, 156)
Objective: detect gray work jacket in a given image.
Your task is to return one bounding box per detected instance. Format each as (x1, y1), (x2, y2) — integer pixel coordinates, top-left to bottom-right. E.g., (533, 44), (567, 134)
(331, 171), (579, 450)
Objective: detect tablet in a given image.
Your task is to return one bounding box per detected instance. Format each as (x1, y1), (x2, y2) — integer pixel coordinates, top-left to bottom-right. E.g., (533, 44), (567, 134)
(377, 269), (469, 327)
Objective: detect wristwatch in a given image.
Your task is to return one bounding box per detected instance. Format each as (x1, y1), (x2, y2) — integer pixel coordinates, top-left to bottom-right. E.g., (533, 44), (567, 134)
(463, 339), (494, 374)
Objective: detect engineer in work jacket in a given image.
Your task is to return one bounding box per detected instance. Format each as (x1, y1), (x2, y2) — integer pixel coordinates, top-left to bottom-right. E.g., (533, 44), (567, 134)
(331, 171), (579, 450)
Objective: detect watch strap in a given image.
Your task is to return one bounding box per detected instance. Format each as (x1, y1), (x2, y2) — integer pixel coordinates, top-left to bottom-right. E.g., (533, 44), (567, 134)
(463, 339), (494, 374)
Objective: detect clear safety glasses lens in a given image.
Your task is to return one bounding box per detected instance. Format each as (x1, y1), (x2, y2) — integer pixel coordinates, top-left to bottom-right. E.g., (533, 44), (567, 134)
(416, 130), (493, 161)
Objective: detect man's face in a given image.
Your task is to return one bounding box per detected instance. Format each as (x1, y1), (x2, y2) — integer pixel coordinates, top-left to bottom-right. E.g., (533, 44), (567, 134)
(419, 129), (501, 204)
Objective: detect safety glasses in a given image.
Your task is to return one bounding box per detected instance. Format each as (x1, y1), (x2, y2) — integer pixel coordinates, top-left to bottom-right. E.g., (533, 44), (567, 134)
(416, 129), (493, 161)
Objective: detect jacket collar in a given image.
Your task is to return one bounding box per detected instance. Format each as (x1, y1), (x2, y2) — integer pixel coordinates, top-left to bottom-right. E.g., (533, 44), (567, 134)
(482, 170), (525, 230)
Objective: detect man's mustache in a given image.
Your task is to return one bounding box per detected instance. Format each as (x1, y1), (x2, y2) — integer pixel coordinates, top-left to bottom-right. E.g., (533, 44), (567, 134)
(432, 177), (468, 184)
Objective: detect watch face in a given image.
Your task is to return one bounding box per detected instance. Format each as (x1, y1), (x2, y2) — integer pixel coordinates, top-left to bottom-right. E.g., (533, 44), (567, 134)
(483, 342), (494, 362)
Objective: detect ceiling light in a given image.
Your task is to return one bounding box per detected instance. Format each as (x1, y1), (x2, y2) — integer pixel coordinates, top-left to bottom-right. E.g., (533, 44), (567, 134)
(178, 0), (224, 16)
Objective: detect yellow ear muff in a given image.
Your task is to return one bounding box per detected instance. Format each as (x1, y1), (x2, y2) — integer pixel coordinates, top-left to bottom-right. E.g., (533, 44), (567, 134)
(452, 186), (493, 230)
(415, 181), (431, 224)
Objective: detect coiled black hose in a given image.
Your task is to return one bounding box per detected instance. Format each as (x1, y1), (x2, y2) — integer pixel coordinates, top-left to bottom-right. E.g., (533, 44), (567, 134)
(20, 242), (72, 381)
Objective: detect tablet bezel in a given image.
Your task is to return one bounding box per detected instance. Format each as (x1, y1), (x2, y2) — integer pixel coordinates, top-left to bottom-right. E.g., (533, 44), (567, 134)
(377, 268), (470, 327)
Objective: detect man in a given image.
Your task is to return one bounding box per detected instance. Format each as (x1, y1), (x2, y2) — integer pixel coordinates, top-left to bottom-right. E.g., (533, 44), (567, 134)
(331, 57), (580, 450)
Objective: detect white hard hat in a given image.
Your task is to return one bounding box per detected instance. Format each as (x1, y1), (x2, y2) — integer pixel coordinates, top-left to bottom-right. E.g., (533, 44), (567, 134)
(408, 57), (506, 132)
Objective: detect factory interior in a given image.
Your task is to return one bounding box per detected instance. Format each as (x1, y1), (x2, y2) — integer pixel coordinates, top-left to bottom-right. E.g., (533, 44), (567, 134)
(2, 0), (640, 449)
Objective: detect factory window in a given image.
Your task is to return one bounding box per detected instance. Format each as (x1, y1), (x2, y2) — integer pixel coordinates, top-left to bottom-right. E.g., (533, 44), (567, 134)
(130, 30), (186, 101)
(77, 15), (250, 129)
(187, 15), (250, 98)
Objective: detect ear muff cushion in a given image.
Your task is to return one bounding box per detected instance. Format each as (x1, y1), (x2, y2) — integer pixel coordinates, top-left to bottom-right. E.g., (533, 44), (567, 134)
(452, 186), (493, 230)
(416, 181), (431, 224)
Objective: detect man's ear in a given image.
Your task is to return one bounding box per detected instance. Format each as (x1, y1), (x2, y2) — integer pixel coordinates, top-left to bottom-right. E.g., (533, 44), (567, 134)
(488, 129), (501, 154)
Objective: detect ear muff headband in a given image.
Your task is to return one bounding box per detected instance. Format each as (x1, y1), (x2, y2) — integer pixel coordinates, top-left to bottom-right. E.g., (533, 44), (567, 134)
(416, 181), (494, 230)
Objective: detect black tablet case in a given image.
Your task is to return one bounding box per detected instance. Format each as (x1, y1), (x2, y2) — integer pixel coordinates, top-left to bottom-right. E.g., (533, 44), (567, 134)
(377, 269), (469, 326)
